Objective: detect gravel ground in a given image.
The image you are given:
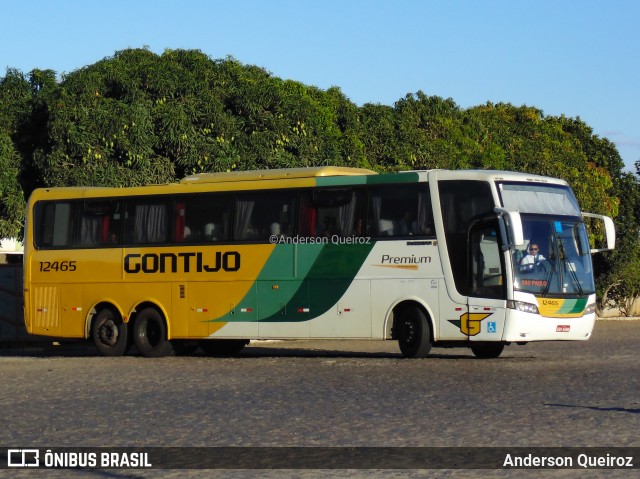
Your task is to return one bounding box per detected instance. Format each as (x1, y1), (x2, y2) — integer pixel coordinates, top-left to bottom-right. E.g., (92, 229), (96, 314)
(1, 319), (638, 478)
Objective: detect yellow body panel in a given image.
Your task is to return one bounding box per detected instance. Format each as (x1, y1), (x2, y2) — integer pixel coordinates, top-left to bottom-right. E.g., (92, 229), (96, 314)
(25, 245), (275, 338)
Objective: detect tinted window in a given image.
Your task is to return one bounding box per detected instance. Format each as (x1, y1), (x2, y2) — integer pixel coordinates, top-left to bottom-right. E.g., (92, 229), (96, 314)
(367, 184), (434, 238)
(439, 180), (495, 295)
(78, 200), (122, 246)
(174, 194), (232, 243)
(299, 188), (364, 238)
(123, 198), (169, 244)
(35, 201), (75, 248)
(234, 190), (296, 241)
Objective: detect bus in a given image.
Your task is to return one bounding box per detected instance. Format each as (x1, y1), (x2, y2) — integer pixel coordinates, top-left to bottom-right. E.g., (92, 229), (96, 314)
(23, 167), (615, 358)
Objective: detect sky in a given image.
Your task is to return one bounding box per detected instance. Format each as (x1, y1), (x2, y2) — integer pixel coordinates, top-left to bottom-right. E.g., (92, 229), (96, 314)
(2, 0), (639, 171)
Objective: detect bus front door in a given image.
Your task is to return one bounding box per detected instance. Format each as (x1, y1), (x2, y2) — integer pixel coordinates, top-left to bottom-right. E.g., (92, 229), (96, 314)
(466, 219), (507, 342)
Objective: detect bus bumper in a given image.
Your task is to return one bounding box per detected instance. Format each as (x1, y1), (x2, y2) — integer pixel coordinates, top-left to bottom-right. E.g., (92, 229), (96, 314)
(502, 310), (596, 342)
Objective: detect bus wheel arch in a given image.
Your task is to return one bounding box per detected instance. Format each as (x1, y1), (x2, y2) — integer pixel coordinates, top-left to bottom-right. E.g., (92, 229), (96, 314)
(90, 303), (130, 357)
(131, 303), (174, 358)
(392, 301), (433, 358)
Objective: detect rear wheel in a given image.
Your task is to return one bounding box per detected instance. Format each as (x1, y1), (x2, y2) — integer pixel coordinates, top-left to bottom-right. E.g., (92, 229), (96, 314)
(396, 306), (432, 358)
(470, 343), (505, 359)
(92, 307), (129, 356)
(133, 307), (174, 357)
(200, 339), (249, 356)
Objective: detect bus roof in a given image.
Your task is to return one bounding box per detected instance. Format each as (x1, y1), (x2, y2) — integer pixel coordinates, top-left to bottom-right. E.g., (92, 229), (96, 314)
(28, 167), (570, 203)
(180, 166), (378, 184)
(430, 169), (570, 186)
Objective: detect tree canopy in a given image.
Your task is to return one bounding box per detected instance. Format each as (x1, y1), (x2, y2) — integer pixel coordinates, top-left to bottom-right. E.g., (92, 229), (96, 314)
(1, 47), (637, 309)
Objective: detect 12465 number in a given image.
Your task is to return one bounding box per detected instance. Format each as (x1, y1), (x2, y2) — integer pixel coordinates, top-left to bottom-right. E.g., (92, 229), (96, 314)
(39, 261), (77, 272)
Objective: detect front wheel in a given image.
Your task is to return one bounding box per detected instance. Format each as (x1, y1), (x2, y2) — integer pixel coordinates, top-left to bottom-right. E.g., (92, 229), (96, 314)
(133, 307), (174, 357)
(396, 306), (432, 358)
(92, 307), (129, 356)
(470, 343), (505, 359)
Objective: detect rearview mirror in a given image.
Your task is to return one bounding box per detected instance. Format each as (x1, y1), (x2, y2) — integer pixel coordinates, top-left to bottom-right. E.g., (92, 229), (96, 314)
(494, 207), (524, 249)
(582, 212), (616, 253)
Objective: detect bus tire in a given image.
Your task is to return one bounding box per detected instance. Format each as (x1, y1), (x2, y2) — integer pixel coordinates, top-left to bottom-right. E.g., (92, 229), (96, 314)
(396, 306), (432, 358)
(92, 307), (129, 357)
(470, 343), (505, 359)
(200, 339), (249, 356)
(133, 307), (174, 358)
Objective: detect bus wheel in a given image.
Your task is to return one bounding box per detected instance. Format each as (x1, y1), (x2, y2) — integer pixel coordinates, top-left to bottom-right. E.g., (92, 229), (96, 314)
(92, 308), (129, 356)
(396, 306), (432, 358)
(200, 339), (249, 356)
(470, 343), (505, 359)
(133, 308), (174, 358)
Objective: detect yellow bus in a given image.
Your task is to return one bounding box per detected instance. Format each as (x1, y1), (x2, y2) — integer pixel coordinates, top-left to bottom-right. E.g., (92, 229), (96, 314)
(24, 166), (614, 358)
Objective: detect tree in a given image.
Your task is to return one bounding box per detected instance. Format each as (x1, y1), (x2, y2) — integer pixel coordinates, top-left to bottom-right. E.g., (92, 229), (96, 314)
(596, 172), (640, 315)
(0, 69), (32, 239)
(0, 48), (629, 305)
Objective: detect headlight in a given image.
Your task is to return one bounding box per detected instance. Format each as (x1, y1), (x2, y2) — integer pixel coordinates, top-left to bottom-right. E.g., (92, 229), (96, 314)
(584, 302), (597, 315)
(507, 300), (539, 314)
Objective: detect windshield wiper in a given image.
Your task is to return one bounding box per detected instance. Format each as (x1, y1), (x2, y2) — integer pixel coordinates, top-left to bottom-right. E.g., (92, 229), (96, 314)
(558, 239), (584, 296)
(540, 251), (556, 297)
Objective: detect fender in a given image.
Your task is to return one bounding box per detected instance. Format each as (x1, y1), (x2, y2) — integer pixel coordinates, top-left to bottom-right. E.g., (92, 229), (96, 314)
(129, 300), (173, 339)
(383, 295), (437, 340)
(84, 300), (126, 338)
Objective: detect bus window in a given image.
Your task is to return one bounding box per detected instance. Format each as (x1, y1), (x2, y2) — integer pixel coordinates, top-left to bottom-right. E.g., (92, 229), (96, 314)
(174, 194), (232, 243)
(78, 200), (122, 246)
(439, 180), (495, 296)
(299, 188), (364, 237)
(367, 184), (434, 238)
(469, 220), (505, 299)
(124, 198), (169, 244)
(35, 201), (74, 248)
(234, 191), (296, 241)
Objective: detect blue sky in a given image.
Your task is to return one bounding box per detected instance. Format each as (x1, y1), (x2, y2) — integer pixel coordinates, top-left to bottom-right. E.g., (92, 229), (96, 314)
(2, 0), (639, 171)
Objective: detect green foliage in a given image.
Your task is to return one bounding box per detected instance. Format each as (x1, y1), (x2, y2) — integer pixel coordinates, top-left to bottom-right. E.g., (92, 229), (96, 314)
(0, 48), (635, 307)
(0, 69), (31, 239)
(594, 172), (640, 315)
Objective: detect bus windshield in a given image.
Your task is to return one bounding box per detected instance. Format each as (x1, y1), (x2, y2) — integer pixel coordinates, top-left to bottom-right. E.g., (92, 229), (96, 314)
(512, 217), (594, 296)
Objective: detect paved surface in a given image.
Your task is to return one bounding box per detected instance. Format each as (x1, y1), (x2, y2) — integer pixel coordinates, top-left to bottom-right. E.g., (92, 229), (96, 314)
(1, 320), (638, 478)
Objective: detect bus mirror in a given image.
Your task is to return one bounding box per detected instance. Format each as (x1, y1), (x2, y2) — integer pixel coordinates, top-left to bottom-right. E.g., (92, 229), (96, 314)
(582, 212), (616, 253)
(494, 208), (524, 249)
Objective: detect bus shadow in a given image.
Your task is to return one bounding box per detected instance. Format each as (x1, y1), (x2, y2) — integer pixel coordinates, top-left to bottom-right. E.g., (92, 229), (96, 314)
(544, 403), (640, 414)
(237, 347), (473, 360)
(0, 342), (478, 360)
(0, 340), (100, 358)
(0, 341), (535, 361)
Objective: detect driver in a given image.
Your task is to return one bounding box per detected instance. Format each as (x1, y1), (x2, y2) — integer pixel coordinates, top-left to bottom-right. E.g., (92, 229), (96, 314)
(520, 243), (546, 272)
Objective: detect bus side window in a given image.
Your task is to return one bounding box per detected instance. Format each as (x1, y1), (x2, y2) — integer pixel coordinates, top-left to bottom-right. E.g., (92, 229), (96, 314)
(35, 201), (75, 248)
(124, 199), (169, 244)
(234, 191), (296, 242)
(304, 188), (364, 238)
(79, 200), (121, 246)
(367, 184), (433, 238)
(174, 195), (231, 243)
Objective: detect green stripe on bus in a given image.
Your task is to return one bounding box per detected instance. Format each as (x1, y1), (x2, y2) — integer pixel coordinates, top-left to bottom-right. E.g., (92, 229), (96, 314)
(563, 298), (588, 314)
(260, 242), (375, 322)
(366, 172), (420, 184)
(210, 242), (375, 324)
(314, 172), (420, 187)
(315, 175), (371, 187)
